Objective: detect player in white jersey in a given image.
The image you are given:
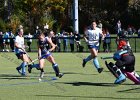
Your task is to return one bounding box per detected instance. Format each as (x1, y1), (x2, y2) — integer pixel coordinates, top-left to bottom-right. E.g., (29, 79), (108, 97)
(82, 21), (104, 73)
(15, 28), (30, 76)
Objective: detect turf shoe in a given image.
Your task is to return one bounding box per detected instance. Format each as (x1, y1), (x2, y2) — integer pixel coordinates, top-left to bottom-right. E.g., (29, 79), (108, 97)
(16, 67), (22, 75)
(82, 59), (87, 67)
(114, 73), (126, 84)
(28, 64), (32, 73)
(98, 68), (104, 73)
(56, 73), (64, 78)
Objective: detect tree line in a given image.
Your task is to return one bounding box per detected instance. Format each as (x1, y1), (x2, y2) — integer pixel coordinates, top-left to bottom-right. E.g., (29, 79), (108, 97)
(0, 0), (140, 34)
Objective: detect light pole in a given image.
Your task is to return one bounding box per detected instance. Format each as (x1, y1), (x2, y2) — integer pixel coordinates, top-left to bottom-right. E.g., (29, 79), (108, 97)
(73, 0), (79, 33)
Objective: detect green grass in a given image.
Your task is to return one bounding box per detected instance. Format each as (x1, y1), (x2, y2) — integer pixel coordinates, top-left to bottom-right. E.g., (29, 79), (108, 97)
(0, 52), (140, 100)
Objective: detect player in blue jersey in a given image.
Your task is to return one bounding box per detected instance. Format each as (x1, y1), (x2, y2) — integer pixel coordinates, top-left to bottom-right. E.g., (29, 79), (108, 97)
(82, 21), (104, 73)
(28, 30), (63, 79)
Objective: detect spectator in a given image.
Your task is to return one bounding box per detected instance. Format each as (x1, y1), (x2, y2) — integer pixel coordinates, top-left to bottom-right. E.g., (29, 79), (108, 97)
(98, 34), (102, 52)
(138, 28), (140, 37)
(56, 33), (61, 52)
(97, 21), (103, 52)
(102, 29), (107, 52)
(0, 31), (3, 51)
(62, 31), (69, 52)
(132, 26), (136, 35)
(9, 31), (15, 52)
(69, 32), (74, 52)
(127, 25), (133, 35)
(3, 32), (10, 52)
(74, 31), (81, 52)
(27, 33), (33, 52)
(115, 20), (122, 36)
(34, 26), (40, 37)
(51, 31), (58, 52)
(97, 20), (103, 30)
(105, 29), (111, 52)
(46, 30), (55, 50)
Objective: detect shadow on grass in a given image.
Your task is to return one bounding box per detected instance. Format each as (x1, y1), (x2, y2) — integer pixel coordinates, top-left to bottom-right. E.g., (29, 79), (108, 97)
(0, 74), (27, 79)
(58, 81), (116, 87)
(36, 94), (139, 99)
(63, 72), (97, 75)
(0, 73), (58, 80)
(0, 74), (37, 80)
(31, 71), (97, 76)
(118, 87), (140, 93)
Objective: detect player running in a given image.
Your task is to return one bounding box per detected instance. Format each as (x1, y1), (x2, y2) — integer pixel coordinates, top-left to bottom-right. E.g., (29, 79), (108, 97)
(82, 21), (104, 73)
(28, 30), (63, 79)
(15, 28), (30, 76)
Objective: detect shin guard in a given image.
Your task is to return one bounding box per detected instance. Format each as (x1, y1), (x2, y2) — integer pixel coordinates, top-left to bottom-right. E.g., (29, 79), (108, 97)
(106, 61), (125, 78)
(105, 61), (119, 78)
(52, 63), (60, 76)
(124, 71), (140, 84)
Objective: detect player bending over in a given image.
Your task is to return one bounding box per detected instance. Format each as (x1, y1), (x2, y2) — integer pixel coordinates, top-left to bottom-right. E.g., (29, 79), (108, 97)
(105, 36), (140, 84)
(28, 31), (63, 79)
(15, 28), (30, 76)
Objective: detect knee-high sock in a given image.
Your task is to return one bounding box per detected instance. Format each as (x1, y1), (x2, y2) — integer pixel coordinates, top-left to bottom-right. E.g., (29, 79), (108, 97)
(17, 62), (24, 70)
(31, 64), (40, 69)
(93, 57), (100, 70)
(124, 71), (140, 84)
(52, 63), (60, 75)
(31, 64), (44, 72)
(21, 62), (27, 75)
(85, 55), (92, 62)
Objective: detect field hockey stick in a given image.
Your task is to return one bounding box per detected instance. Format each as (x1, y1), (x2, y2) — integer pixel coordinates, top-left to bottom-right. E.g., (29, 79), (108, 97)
(22, 47), (33, 63)
(101, 56), (119, 78)
(101, 56), (113, 60)
(26, 52), (33, 62)
(28, 58), (39, 65)
(28, 53), (49, 65)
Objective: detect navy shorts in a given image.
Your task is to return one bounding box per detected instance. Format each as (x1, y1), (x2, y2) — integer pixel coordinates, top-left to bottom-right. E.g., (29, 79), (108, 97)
(88, 45), (99, 50)
(16, 52), (26, 59)
(41, 50), (51, 59)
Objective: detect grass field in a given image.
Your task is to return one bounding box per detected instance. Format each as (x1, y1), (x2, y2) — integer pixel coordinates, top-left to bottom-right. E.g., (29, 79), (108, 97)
(0, 52), (140, 100)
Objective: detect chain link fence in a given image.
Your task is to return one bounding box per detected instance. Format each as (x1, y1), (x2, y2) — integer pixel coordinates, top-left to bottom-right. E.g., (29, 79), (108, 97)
(0, 37), (140, 52)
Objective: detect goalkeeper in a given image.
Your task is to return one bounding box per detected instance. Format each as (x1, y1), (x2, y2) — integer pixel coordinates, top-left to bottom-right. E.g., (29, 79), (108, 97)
(106, 37), (140, 84)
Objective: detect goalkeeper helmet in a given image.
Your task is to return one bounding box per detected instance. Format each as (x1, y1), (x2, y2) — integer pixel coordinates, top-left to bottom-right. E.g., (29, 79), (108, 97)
(117, 39), (127, 50)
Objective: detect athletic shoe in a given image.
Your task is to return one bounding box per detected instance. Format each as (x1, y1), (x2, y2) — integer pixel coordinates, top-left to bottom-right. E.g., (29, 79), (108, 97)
(28, 64), (32, 73)
(98, 68), (103, 73)
(56, 73), (64, 78)
(136, 77), (140, 81)
(82, 59), (87, 67)
(40, 72), (44, 79)
(114, 73), (126, 84)
(16, 67), (22, 75)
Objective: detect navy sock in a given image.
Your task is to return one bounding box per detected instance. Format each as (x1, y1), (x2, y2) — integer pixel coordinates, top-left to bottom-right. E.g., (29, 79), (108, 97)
(52, 63), (60, 75)
(17, 62), (24, 70)
(31, 64), (40, 69)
